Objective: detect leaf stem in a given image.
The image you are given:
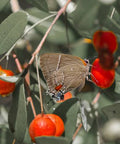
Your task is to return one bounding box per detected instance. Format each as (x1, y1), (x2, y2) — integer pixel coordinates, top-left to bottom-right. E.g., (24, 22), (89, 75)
(91, 92), (101, 105)
(35, 55), (44, 115)
(72, 123), (82, 140)
(12, 51), (23, 73)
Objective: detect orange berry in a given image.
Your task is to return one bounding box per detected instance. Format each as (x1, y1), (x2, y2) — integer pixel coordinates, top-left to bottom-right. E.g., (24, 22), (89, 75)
(91, 58), (115, 88)
(29, 114), (56, 142)
(57, 92), (72, 103)
(47, 114), (64, 136)
(93, 31), (117, 54)
(0, 66), (15, 96)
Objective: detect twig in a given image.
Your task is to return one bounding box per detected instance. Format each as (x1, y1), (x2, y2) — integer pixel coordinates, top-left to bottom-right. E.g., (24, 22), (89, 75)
(35, 55), (44, 115)
(114, 56), (120, 69)
(12, 139), (16, 144)
(27, 97), (36, 117)
(91, 92), (101, 105)
(10, 0), (21, 12)
(28, 0), (71, 65)
(72, 123), (82, 140)
(12, 51), (30, 85)
(12, 52), (23, 73)
(1, 0), (71, 67)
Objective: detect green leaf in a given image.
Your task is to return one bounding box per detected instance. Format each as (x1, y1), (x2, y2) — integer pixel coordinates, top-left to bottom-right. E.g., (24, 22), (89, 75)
(0, 125), (14, 144)
(26, 0), (48, 12)
(68, 0), (100, 32)
(27, 8), (76, 44)
(102, 103), (120, 119)
(97, 4), (111, 26)
(0, 0), (9, 12)
(79, 88), (113, 109)
(36, 136), (69, 144)
(50, 98), (79, 141)
(0, 11), (27, 55)
(103, 84), (120, 101)
(101, 8), (120, 42)
(22, 127), (32, 144)
(104, 16), (120, 36)
(8, 80), (27, 143)
(70, 38), (95, 58)
(114, 0), (120, 14)
(68, 0), (114, 38)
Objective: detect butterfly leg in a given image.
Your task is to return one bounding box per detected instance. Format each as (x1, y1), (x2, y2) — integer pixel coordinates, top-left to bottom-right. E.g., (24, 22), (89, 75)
(86, 72), (98, 83)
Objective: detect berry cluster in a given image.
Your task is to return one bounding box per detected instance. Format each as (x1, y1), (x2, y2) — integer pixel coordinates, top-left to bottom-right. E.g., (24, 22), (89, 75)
(91, 31), (118, 88)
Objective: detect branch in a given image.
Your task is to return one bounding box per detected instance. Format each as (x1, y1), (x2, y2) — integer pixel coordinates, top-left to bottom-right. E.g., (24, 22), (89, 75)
(28, 0), (71, 65)
(10, 0), (21, 12)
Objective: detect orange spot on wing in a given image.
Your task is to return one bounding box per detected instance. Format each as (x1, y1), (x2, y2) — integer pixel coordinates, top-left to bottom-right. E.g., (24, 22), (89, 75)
(77, 57), (87, 66)
(55, 85), (63, 91)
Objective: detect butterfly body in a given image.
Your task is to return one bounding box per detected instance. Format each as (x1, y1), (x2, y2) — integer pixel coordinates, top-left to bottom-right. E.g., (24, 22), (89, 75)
(40, 53), (89, 101)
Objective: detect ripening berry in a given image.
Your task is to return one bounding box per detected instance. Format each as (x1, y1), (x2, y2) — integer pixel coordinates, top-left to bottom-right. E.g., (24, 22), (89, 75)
(29, 114), (56, 142)
(91, 58), (115, 88)
(46, 114), (64, 136)
(0, 66), (15, 96)
(93, 31), (117, 54)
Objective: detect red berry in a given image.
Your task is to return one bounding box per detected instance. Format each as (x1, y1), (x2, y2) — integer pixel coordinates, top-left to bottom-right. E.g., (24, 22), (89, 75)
(29, 114), (56, 142)
(93, 31), (117, 54)
(98, 49), (114, 69)
(91, 58), (115, 88)
(47, 114), (64, 136)
(0, 66), (15, 96)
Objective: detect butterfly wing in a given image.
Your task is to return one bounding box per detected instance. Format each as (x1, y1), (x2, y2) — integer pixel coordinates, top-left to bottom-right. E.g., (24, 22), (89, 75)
(46, 64), (87, 94)
(40, 53), (86, 81)
(40, 53), (89, 99)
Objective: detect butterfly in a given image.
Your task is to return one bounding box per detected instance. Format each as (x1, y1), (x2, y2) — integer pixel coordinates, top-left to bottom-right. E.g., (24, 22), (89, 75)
(40, 53), (90, 101)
